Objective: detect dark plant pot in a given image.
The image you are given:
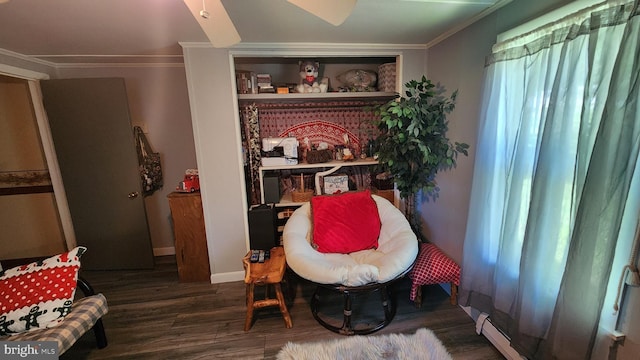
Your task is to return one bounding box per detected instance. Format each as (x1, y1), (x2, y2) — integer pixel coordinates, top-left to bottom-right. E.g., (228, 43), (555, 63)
(372, 177), (394, 190)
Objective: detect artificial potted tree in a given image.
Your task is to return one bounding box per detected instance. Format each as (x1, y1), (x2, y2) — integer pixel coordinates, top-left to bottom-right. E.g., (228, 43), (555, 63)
(373, 76), (468, 238)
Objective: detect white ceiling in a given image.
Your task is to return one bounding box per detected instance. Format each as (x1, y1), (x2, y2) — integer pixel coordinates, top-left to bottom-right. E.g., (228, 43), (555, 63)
(0, 0), (509, 65)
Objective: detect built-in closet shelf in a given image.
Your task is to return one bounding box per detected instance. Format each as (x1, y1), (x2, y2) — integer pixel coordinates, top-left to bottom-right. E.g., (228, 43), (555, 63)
(259, 159), (379, 206)
(259, 159), (378, 172)
(237, 91), (397, 104)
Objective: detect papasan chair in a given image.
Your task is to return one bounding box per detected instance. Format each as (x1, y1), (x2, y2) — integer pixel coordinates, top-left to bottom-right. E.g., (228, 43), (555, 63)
(283, 190), (418, 335)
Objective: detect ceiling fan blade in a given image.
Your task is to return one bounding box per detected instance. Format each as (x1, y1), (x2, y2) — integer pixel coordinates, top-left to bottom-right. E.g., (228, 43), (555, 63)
(183, 0), (241, 48)
(287, 0), (357, 26)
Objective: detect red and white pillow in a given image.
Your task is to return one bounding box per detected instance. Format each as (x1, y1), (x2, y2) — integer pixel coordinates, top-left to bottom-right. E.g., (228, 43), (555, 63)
(0, 246), (86, 336)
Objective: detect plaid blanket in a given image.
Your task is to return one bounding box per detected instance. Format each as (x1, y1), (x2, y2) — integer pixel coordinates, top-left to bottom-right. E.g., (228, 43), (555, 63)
(1, 293), (108, 354)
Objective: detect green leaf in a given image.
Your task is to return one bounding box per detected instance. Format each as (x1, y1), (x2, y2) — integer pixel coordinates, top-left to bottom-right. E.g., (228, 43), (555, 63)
(368, 75), (469, 226)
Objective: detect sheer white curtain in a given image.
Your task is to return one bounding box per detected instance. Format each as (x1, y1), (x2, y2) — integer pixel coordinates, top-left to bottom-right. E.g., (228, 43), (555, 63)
(460, 1), (640, 359)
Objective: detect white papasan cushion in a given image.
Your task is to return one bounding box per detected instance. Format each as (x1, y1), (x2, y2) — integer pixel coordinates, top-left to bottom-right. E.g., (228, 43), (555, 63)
(283, 195), (418, 286)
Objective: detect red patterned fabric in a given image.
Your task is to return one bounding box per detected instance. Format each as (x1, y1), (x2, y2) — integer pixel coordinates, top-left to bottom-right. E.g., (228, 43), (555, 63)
(259, 105), (378, 155)
(0, 247), (85, 335)
(278, 120), (360, 149)
(311, 190), (381, 254)
(408, 243), (460, 301)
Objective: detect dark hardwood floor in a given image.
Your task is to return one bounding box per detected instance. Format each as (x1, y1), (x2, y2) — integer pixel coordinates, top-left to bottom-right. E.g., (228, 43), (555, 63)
(62, 256), (504, 359)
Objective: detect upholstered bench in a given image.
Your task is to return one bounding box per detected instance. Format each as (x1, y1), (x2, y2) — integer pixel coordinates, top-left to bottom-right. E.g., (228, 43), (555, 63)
(408, 243), (460, 307)
(1, 276), (108, 355)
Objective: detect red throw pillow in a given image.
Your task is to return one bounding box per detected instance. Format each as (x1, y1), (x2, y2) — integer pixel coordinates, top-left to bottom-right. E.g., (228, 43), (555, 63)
(311, 190), (381, 254)
(0, 246), (86, 336)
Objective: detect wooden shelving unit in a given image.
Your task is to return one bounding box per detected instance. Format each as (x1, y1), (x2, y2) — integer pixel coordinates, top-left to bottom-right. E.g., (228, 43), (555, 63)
(237, 91), (397, 104)
(259, 158), (379, 206)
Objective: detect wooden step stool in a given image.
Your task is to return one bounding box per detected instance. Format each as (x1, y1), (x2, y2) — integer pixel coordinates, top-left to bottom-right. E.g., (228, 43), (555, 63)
(408, 243), (461, 307)
(242, 247), (293, 331)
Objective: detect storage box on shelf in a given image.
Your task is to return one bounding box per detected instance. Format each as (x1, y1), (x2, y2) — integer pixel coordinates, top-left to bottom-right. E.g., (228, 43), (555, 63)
(378, 62), (397, 92)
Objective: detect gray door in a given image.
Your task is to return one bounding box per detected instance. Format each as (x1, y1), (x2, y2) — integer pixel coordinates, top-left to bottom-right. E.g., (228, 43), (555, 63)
(40, 78), (154, 270)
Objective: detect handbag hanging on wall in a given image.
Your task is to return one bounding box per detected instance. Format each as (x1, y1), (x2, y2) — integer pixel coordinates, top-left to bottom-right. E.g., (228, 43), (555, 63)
(134, 126), (163, 196)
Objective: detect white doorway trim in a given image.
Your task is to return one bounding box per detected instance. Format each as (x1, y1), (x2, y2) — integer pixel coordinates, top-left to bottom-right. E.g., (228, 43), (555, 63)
(29, 82), (77, 250)
(0, 64), (49, 81)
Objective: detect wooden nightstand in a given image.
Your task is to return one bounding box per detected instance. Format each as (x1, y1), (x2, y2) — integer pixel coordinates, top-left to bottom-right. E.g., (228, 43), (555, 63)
(167, 192), (210, 282)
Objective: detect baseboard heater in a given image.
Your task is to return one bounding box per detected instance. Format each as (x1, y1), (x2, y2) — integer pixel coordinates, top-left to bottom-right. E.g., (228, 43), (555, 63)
(461, 306), (526, 360)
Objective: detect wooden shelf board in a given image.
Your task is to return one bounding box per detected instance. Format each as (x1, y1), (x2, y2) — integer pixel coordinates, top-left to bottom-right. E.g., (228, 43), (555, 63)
(238, 92), (397, 103)
(259, 158), (378, 172)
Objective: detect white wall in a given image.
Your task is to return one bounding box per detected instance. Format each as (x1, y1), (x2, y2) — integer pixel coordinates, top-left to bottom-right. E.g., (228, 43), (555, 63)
(181, 43), (427, 280)
(419, 20), (493, 262)
(182, 46), (248, 280)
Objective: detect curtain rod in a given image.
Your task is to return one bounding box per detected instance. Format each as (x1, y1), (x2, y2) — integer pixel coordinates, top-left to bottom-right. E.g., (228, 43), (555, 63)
(493, 0), (632, 53)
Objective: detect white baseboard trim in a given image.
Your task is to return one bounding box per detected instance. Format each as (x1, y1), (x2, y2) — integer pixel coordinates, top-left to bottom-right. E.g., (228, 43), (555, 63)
(461, 306), (526, 360)
(151, 247), (243, 283)
(153, 247), (176, 256)
(210, 271), (244, 284)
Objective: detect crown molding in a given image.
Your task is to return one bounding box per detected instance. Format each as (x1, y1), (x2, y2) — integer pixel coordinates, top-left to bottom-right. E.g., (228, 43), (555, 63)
(179, 42), (428, 51)
(0, 63), (49, 80)
(0, 47), (57, 68)
(52, 62), (186, 69)
(2, 42), (425, 68)
(0, 48), (185, 68)
(29, 54), (184, 68)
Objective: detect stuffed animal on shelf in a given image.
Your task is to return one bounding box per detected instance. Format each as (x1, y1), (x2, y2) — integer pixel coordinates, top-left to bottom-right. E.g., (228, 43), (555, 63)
(296, 60), (329, 93)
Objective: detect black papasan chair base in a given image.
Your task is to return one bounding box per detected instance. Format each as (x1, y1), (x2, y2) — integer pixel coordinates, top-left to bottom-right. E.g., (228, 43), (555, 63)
(310, 271), (408, 336)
